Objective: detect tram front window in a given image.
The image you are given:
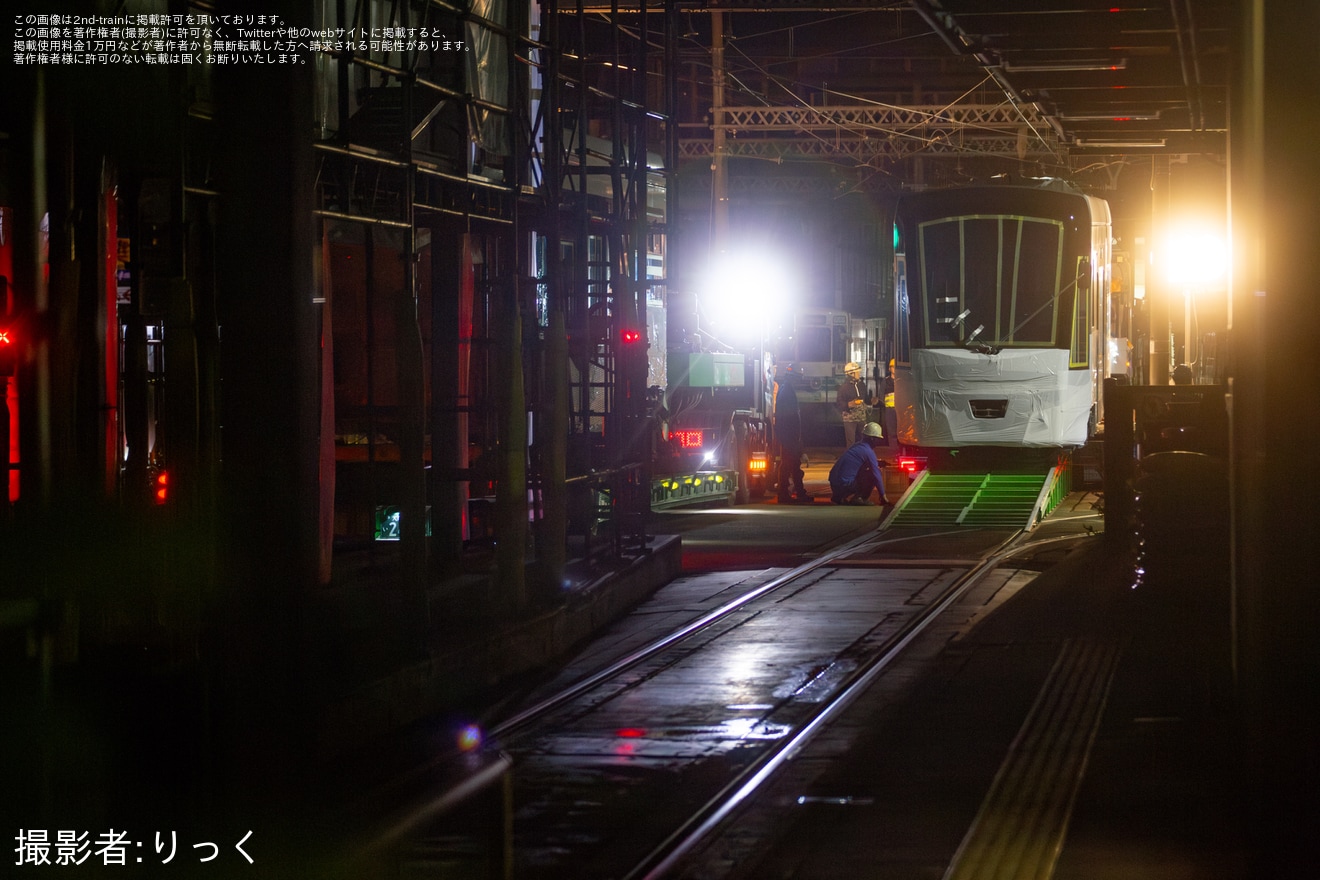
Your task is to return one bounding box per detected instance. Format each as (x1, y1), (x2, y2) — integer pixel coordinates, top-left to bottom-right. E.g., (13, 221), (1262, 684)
(798, 327), (832, 363)
(919, 215), (1065, 347)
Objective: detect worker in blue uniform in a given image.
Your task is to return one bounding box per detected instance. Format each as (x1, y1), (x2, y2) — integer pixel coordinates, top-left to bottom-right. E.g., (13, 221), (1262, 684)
(829, 422), (893, 507)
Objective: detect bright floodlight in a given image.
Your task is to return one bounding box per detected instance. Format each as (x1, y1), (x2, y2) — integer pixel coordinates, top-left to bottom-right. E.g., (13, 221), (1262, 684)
(1162, 228), (1227, 287)
(700, 246), (795, 339)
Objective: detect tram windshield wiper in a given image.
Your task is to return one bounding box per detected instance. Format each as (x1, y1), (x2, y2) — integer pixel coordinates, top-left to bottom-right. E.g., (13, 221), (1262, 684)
(946, 309), (972, 343)
(950, 310), (1001, 354)
(963, 324), (1001, 355)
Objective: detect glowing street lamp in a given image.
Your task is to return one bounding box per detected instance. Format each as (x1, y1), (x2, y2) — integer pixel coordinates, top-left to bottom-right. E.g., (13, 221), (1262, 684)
(1160, 227), (1227, 383)
(700, 247), (794, 327)
(700, 246), (797, 415)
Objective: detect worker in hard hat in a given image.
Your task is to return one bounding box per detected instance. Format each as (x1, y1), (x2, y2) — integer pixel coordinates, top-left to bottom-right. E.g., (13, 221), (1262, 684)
(828, 421), (893, 507)
(835, 361), (873, 448)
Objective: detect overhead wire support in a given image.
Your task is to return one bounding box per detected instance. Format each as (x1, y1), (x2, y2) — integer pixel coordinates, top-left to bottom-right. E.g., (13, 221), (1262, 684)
(905, 0), (1066, 162)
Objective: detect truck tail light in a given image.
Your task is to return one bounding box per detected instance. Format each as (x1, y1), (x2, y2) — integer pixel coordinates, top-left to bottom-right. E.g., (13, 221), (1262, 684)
(670, 429), (703, 449)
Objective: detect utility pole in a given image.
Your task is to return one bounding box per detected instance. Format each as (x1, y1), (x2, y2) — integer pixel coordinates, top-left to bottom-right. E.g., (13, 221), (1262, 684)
(711, 11), (728, 259)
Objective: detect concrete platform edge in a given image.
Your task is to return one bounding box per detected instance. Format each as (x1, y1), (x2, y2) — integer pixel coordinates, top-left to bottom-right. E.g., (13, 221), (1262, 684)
(316, 535), (683, 757)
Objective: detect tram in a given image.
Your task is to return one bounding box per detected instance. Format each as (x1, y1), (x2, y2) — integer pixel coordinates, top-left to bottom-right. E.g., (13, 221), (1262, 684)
(770, 307), (865, 445)
(892, 179), (1113, 464)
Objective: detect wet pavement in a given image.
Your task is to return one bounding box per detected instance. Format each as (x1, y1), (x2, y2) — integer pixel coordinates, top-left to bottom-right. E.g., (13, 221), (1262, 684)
(652, 448), (899, 572)
(467, 470), (1116, 879)
(330, 450), (1250, 880)
(672, 494), (1249, 880)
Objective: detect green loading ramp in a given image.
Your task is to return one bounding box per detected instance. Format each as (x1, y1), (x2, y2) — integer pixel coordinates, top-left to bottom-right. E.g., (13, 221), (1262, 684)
(884, 465), (1070, 530)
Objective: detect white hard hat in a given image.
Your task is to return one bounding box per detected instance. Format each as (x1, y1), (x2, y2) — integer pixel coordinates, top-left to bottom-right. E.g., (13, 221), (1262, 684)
(862, 422), (883, 438)
(845, 362), (861, 375)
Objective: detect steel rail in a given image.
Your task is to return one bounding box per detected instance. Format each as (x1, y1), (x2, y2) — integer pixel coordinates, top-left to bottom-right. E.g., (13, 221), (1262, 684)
(352, 521), (971, 831)
(354, 527), (1096, 874)
(625, 528), (1039, 880)
(486, 523), (975, 741)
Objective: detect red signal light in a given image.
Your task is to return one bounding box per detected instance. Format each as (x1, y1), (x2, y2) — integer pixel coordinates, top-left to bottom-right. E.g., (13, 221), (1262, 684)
(621, 328), (642, 344)
(0, 327), (14, 376)
(670, 429), (703, 449)
(152, 470), (168, 505)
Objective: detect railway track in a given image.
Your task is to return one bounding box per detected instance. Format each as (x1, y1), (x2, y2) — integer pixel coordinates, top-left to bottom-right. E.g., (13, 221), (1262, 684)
(350, 522), (1093, 878)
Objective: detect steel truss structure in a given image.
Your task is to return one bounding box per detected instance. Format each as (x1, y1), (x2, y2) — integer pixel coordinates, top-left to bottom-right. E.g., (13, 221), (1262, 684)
(681, 102), (1062, 163)
(712, 102), (1056, 134)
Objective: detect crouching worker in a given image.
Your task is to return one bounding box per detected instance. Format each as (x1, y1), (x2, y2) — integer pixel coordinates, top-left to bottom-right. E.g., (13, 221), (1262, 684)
(829, 422), (893, 507)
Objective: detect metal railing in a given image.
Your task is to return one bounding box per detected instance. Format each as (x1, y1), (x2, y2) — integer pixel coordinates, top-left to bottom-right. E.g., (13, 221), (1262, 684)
(567, 461), (651, 561)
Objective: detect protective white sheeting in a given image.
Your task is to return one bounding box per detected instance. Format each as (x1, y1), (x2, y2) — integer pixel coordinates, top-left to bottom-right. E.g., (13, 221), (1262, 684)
(896, 348), (1092, 448)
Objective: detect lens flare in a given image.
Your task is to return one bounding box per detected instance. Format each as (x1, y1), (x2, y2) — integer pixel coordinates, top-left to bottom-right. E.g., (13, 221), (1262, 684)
(456, 723), (482, 752)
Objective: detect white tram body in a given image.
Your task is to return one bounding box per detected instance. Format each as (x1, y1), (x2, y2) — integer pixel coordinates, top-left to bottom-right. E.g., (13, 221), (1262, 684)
(893, 180), (1112, 451)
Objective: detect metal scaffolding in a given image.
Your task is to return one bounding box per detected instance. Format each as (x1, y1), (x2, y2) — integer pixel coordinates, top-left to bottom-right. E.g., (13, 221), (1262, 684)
(306, 0), (673, 604)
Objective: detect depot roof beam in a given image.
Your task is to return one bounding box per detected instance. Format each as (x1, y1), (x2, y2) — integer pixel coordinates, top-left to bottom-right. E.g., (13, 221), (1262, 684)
(678, 101), (1061, 161)
(709, 103), (1057, 133)
(678, 134), (1059, 161)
